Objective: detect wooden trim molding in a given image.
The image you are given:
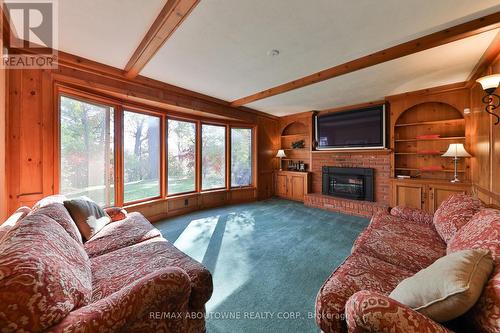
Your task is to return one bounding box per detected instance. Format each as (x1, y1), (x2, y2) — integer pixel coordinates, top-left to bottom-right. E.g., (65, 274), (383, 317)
(230, 12), (500, 107)
(124, 0), (200, 78)
(385, 81), (469, 101)
(318, 100), (386, 115)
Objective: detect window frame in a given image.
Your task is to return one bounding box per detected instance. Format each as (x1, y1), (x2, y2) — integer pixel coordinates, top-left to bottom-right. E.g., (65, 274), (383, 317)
(230, 126), (254, 189)
(121, 106), (164, 205)
(55, 85), (257, 209)
(166, 116), (198, 197)
(56, 88), (121, 207)
(200, 122), (228, 192)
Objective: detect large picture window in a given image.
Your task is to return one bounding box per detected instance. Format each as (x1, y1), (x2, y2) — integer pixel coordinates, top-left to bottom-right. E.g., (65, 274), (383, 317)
(202, 124), (226, 190)
(123, 111), (160, 202)
(167, 119), (196, 195)
(59, 95), (115, 206)
(231, 128), (252, 187)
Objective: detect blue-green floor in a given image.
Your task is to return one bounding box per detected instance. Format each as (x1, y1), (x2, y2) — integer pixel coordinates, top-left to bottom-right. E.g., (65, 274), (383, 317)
(155, 198), (369, 333)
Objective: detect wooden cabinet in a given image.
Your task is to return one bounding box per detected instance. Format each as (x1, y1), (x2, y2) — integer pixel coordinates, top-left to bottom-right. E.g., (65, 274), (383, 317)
(392, 179), (470, 213)
(275, 173), (288, 197)
(273, 171), (311, 202)
(393, 182), (426, 210)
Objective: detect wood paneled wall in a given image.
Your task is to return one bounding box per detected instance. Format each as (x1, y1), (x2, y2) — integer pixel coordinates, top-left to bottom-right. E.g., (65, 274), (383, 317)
(469, 55), (500, 206)
(0, 63), (5, 221)
(4, 59), (278, 220)
(256, 115), (280, 199)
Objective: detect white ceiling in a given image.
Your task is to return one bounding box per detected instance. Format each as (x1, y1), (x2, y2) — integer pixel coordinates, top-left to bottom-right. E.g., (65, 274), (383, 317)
(53, 0), (500, 115)
(58, 0), (166, 68)
(247, 29), (499, 116)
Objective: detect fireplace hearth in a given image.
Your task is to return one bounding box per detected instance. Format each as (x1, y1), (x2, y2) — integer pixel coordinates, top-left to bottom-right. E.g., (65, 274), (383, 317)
(322, 167), (374, 201)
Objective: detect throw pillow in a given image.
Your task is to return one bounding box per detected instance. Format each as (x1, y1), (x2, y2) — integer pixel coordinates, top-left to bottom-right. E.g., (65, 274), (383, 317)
(64, 198), (110, 241)
(0, 206), (31, 241)
(389, 249), (493, 322)
(433, 194), (483, 243)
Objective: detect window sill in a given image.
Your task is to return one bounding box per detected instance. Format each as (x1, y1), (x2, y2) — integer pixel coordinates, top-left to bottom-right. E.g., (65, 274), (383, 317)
(123, 187), (257, 209)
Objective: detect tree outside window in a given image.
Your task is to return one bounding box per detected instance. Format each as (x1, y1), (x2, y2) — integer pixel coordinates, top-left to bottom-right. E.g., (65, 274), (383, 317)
(202, 124), (226, 190)
(231, 128), (252, 187)
(123, 111), (160, 202)
(59, 95), (114, 206)
(167, 119), (196, 195)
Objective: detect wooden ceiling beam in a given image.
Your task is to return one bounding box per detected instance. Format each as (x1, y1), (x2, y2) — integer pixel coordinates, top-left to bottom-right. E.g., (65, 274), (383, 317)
(124, 0), (200, 79)
(466, 29), (500, 88)
(230, 11), (500, 107)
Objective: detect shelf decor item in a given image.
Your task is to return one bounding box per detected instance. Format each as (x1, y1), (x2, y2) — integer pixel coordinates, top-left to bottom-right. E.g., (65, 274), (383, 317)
(276, 149), (286, 171)
(442, 143), (471, 183)
(291, 139), (305, 149)
(476, 74), (500, 125)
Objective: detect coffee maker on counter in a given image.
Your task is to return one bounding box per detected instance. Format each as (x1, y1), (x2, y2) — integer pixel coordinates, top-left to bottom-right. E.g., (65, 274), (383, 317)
(287, 160), (307, 172)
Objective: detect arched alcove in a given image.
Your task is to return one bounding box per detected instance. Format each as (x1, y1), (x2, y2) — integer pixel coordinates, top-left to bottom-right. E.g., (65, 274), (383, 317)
(394, 102), (466, 180)
(281, 121), (308, 136)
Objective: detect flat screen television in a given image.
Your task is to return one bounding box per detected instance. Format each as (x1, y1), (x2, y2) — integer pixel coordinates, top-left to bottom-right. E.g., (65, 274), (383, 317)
(314, 105), (386, 150)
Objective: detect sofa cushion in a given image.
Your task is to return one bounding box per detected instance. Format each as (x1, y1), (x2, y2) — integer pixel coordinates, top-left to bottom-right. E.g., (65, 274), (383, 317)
(64, 198), (111, 241)
(433, 194), (483, 243)
(390, 249), (493, 322)
(33, 194), (67, 209)
(84, 212), (161, 257)
(315, 253), (414, 333)
(0, 206), (30, 241)
(447, 208), (500, 333)
(34, 203), (83, 244)
(353, 212), (446, 272)
(104, 206), (128, 222)
(90, 237), (212, 309)
(0, 209), (92, 331)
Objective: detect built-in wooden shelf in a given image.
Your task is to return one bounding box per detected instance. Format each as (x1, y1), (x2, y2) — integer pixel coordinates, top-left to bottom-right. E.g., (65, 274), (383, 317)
(395, 136), (465, 142)
(395, 118), (465, 127)
(395, 152), (444, 155)
(279, 118), (311, 170)
(392, 102), (466, 181)
(395, 167), (465, 173)
(280, 133), (308, 138)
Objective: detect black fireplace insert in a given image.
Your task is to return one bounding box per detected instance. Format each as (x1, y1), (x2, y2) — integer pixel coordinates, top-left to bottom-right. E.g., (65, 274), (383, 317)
(322, 166), (374, 201)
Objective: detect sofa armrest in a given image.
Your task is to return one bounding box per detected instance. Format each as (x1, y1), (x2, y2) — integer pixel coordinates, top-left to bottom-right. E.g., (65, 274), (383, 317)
(104, 206), (128, 222)
(47, 267), (191, 333)
(390, 206), (433, 224)
(345, 290), (452, 333)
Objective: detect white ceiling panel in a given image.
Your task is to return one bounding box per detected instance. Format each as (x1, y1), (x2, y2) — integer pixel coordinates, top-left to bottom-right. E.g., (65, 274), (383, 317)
(141, 0), (500, 104)
(58, 0), (166, 68)
(245, 30), (498, 116)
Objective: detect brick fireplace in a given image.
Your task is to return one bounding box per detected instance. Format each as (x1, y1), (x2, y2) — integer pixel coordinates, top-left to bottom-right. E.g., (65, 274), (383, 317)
(304, 152), (390, 217)
(322, 166), (374, 201)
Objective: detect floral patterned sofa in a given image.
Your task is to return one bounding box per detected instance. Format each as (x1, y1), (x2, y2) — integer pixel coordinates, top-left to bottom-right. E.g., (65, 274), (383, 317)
(315, 193), (499, 333)
(0, 197), (213, 332)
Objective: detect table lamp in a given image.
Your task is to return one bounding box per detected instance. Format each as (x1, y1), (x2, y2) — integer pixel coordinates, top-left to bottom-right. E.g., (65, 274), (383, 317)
(442, 143), (471, 183)
(276, 149), (286, 171)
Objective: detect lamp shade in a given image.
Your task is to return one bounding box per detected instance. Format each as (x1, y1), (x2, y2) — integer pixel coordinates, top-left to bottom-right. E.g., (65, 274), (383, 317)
(476, 74), (500, 93)
(275, 149), (286, 158)
(442, 143), (471, 158)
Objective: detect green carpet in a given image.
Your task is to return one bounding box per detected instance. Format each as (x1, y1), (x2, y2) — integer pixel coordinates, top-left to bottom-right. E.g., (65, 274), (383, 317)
(156, 198), (369, 333)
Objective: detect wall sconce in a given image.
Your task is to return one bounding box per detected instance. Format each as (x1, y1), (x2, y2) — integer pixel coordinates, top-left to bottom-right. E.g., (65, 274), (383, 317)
(476, 74), (500, 125)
